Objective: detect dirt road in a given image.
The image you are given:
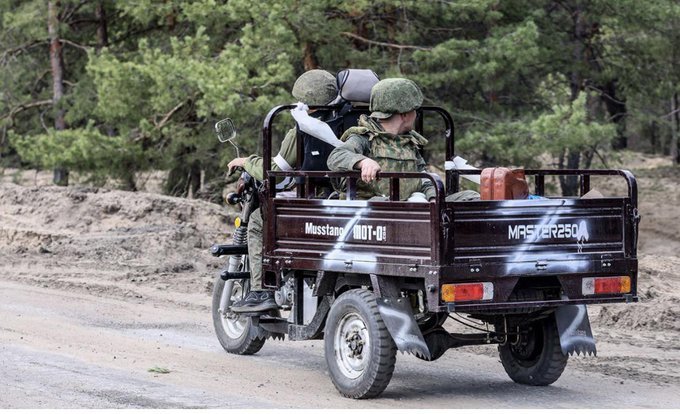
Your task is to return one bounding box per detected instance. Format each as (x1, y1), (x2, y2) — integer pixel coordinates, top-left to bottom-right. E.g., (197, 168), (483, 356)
(1, 280), (678, 409)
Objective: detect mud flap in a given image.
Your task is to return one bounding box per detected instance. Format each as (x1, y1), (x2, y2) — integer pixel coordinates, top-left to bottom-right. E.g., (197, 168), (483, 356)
(554, 305), (597, 356)
(376, 297), (431, 360)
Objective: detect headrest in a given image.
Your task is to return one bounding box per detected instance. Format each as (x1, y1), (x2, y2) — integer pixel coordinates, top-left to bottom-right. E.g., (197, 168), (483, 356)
(336, 69), (380, 103)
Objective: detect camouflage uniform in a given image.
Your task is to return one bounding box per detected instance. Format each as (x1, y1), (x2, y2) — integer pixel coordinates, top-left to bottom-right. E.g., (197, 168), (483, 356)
(327, 77), (479, 203)
(327, 115), (436, 200)
(243, 128), (297, 182)
(327, 78), (433, 200)
(244, 70), (337, 291)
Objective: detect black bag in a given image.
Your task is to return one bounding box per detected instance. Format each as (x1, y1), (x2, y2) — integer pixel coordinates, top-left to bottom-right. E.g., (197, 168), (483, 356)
(300, 104), (352, 173)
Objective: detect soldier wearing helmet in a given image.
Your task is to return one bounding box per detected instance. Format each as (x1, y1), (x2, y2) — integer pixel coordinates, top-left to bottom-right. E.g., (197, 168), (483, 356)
(228, 69), (338, 179)
(327, 78), (479, 202)
(230, 69), (338, 313)
(327, 77), (432, 200)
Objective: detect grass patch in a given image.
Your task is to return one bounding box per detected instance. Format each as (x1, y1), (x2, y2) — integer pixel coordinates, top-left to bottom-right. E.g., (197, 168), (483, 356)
(147, 366), (171, 374)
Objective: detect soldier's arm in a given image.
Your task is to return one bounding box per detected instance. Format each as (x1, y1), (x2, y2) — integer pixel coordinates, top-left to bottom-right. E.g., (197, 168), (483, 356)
(327, 135), (370, 172)
(243, 127), (297, 181)
(416, 152), (437, 200)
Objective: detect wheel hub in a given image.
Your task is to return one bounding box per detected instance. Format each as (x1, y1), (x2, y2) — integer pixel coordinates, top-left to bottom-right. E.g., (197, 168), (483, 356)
(334, 312), (371, 379)
(345, 330), (365, 357)
(511, 325), (540, 362)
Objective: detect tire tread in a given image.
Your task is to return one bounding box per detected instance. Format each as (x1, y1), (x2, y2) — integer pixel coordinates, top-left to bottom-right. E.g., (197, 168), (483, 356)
(498, 315), (568, 386)
(212, 275), (266, 355)
(326, 289), (397, 399)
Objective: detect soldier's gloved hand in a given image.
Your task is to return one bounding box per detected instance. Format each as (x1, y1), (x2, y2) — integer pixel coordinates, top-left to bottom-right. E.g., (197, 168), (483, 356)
(357, 158), (381, 182)
(228, 157), (247, 175)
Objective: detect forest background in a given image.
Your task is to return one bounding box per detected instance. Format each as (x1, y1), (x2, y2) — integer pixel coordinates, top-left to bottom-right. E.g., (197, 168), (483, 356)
(1, 0), (678, 200)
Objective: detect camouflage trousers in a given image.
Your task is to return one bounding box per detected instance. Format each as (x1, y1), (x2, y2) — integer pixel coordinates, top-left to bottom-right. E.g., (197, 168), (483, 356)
(247, 207), (264, 290)
(446, 190), (480, 202)
(247, 190), (479, 290)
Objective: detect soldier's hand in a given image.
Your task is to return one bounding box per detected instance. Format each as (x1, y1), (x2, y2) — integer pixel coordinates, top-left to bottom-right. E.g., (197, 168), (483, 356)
(228, 157), (247, 175)
(357, 158), (381, 182)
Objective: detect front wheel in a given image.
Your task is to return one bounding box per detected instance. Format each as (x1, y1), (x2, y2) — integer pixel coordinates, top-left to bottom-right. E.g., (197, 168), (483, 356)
(497, 314), (568, 386)
(211, 275), (266, 355)
(324, 289), (397, 399)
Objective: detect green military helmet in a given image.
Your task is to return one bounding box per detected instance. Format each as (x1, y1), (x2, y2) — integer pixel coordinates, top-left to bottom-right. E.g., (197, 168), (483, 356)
(292, 69), (338, 106)
(369, 78), (423, 119)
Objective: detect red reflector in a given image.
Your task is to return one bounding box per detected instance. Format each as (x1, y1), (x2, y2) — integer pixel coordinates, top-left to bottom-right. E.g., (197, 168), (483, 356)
(594, 278), (619, 294)
(455, 284), (485, 301)
(595, 277), (630, 294)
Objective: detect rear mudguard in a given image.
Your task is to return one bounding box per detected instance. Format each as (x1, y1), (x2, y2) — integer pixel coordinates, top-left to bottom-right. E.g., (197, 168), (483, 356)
(554, 304), (597, 356)
(376, 297), (431, 360)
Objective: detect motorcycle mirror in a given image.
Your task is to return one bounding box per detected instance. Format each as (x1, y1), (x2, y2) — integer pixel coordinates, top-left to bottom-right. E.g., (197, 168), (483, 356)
(215, 118), (237, 143)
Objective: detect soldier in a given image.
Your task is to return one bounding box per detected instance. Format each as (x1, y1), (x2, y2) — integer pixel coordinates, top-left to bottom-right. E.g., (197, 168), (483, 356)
(229, 69), (338, 313)
(327, 77), (479, 202)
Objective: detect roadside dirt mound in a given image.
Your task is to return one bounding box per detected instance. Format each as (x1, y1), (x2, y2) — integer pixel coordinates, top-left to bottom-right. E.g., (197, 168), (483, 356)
(569, 156), (680, 335)
(594, 255), (680, 332)
(0, 183), (233, 308)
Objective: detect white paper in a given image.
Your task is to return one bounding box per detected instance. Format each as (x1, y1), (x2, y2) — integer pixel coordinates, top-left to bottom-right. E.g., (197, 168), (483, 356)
(290, 102), (343, 148)
(445, 156), (480, 184)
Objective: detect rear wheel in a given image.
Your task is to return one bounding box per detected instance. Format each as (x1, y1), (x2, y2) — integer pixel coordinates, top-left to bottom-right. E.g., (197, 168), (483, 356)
(497, 314), (568, 385)
(324, 289), (397, 399)
(212, 275), (266, 355)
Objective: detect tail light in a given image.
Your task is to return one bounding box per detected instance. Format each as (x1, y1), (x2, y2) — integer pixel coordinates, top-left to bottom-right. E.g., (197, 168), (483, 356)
(441, 282), (493, 302)
(582, 276), (631, 296)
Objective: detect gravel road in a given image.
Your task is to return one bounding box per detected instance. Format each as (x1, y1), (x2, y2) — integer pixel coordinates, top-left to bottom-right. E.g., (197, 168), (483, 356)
(2, 280), (678, 409)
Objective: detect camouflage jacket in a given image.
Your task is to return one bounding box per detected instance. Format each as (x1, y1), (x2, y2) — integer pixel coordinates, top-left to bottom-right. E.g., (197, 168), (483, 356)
(327, 115), (436, 200)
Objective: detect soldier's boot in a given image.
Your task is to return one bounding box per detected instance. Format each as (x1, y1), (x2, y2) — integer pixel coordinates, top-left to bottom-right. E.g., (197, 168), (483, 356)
(230, 290), (277, 313)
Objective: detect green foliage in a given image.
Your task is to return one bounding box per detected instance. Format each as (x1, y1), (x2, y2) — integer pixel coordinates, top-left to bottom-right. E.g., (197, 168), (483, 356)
(10, 122), (144, 185)
(1, 0), (678, 198)
(530, 93), (615, 157)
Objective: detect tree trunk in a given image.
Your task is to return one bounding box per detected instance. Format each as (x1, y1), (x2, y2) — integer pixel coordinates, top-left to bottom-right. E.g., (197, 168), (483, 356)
(569, 6), (585, 101)
(558, 150), (581, 196)
(560, 4), (586, 197)
(48, 0), (68, 186)
(602, 80), (627, 150)
(302, 42), (318, 71)
(671, 92), (679, 165)
(95, 1), (108, 50)
(650, 120), (658, 153)
(0, 126), (6, 159)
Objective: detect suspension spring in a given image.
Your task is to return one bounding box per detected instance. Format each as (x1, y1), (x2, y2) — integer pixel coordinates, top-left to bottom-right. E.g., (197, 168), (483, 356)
(232, 226), (247, 245)
(227, 226), (248, 272)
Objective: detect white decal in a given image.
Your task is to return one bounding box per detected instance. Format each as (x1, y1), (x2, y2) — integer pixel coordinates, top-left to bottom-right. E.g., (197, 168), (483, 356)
(305, 222), (387, 242)
(508, 222), (589, 241)
(304, 222), (346, 237)
(575, 220), (590, 253)
(505, 205), (590, 274)
(352, 224), (387, 242)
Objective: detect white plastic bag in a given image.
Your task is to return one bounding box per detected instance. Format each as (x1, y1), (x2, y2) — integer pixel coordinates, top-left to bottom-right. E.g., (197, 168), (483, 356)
(445, 156), (480, 184)
(290, 103), (343, 148)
